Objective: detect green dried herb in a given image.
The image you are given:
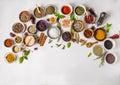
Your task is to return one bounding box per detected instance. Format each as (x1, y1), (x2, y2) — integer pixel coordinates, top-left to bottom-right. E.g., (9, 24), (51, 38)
(75, 32), (80, 43)
(56, 44), (61, 47)
(67, 42), (71, 48)
(99, 56), (105, 67)
(70, 28), (75, 36)
(88, 52), (92, 57)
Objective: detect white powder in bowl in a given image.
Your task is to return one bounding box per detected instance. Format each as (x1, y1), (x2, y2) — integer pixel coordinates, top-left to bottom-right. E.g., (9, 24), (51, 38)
(48, 27), (61, 39)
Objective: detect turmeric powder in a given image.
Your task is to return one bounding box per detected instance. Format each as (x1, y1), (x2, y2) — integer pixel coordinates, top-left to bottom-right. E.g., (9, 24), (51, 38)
(5, 53), (16, 63)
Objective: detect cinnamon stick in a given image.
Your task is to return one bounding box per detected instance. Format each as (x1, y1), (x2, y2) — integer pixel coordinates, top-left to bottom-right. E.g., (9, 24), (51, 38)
(40, 35), (47, 46)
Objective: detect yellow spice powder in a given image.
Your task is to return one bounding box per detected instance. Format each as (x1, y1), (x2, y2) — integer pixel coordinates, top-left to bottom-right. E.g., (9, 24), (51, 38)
(6, 53), (15, 63)
(96, 30), (105, 40)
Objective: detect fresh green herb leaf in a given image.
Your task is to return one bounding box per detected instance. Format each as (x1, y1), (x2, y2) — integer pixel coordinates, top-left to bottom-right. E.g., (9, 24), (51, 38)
(70, 12), (76, 21)
(54, 12), (59, 16)
(104, 23), (112, 32)
(88, 52), (92, 57)
(59, 15), (65, 19)
(19, 57), (24, 64)
(24, 50), (30, 56)
(54, 12), (65, 19)
(81, 40), (87, 46)
(24, 56), (28, 60)
(67, 42), (71, 48)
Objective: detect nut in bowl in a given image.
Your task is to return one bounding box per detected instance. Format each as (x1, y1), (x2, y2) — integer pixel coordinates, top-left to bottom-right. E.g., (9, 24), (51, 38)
(104, 38), (116, 51)
(105, 52), (117, 64)
(61, 4), (73, 15)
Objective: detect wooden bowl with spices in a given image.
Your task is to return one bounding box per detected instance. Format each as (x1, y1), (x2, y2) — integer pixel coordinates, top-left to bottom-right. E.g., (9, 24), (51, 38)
(94, 28), (107, 41)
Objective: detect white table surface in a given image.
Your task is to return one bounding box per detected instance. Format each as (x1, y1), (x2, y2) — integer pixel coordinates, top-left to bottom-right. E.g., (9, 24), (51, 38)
(0, 0), (120, 85)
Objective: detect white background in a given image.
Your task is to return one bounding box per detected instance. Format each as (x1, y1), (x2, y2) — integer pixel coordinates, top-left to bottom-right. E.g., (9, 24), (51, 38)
(0, 0), (120, 85)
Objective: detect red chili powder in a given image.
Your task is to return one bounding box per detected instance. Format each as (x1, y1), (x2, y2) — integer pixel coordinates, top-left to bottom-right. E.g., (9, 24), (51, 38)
(62, 6), (71, 15)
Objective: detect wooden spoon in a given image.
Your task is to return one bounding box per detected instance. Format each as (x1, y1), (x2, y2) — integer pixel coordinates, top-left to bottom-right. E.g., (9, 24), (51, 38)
(36, 4), (41, 14)
(86, 41), (98, 48)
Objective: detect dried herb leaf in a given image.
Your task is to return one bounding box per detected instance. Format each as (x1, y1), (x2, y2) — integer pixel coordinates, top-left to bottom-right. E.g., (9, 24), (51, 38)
(75, 32), (80, 43)
(56, 44), (61, 47)
(70, 28), (75, 36)
(67, 42), (71, 48)
(81, 40), (87, 46)
(19, 57), (24, 64)
(88, 52), (92, 57)
(99, 56), (105, 67)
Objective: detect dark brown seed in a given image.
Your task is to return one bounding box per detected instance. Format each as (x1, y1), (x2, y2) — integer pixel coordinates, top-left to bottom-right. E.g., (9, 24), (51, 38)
(10, 32), (16, 37)
(34, 48), (38, 50)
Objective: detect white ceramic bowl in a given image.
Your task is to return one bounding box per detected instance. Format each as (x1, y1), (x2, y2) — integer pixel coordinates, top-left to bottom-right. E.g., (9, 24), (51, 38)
(61, 4), (73, 15)
(103, 38), (116, 51)
(105, 52), (117, 64)
(74, 5), (86, 16)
